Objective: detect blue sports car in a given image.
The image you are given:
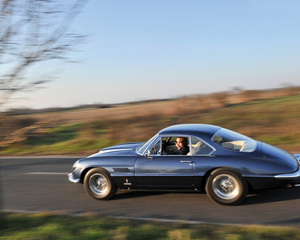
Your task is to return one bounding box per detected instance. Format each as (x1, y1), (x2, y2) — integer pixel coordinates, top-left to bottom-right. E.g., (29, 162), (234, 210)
(68, 124), (300, 205)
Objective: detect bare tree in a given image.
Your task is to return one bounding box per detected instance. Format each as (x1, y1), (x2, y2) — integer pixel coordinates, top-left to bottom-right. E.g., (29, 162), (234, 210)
(0, 0), (88, 109)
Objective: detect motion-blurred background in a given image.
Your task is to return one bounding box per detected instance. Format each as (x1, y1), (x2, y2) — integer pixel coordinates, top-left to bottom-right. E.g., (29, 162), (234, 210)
(1, 0), (300, 155)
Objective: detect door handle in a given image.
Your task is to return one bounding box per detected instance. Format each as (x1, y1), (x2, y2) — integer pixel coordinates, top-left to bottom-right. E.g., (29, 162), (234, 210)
(180, 160), (193, 163)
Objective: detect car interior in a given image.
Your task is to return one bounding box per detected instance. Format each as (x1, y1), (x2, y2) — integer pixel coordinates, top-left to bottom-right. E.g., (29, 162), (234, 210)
(151, 136), (213, 156)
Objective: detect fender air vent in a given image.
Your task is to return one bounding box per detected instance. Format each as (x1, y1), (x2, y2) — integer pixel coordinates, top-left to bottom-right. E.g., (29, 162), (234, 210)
(113, 168), (131, 173)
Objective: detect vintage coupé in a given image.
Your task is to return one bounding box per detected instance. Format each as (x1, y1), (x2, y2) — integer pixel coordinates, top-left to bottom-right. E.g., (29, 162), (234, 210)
(68, 124), (300, 205)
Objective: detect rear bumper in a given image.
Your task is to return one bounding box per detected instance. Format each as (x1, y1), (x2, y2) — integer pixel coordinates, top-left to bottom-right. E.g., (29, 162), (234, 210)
(274, 168), (300, 179)
(274, 153), (300, 180)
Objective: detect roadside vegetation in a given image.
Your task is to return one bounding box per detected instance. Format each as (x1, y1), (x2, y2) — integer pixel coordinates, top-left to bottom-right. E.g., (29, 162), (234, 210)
(1, 212), (300, 240)
(0, 87), (300, 155)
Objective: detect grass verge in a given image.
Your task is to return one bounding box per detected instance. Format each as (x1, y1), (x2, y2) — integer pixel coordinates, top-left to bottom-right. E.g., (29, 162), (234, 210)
(1, 212), (300, 240)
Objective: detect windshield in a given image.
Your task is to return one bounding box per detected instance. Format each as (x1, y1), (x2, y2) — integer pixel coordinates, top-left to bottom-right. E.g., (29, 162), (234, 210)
(137, 134), (159, 155)
(212, 128), (257, 152)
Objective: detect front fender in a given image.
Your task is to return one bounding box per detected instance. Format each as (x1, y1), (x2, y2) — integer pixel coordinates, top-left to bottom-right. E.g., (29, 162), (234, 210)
(73, 156), (137, 187)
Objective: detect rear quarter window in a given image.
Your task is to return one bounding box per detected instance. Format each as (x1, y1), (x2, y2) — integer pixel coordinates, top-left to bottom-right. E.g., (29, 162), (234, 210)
(212, 128), (257, 152)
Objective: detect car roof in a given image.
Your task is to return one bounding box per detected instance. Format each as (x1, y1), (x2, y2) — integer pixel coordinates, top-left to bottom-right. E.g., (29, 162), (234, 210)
(158, 124), (221, 140)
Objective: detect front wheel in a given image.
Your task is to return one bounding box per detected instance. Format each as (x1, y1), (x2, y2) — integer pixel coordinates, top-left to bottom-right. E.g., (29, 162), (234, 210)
(84, 168), (117, 200)
(205, 168), (248, 205)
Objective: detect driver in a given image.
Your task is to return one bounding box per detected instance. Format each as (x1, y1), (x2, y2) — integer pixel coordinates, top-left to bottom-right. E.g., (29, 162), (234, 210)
(175, 137), (189, 155)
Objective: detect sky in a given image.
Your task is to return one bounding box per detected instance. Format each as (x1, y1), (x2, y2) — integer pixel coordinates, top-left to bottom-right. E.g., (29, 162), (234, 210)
(6, 0), (300, 109)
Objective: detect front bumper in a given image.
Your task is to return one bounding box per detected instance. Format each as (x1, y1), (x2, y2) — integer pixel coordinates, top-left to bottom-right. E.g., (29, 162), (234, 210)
(68, 173), (80, 183)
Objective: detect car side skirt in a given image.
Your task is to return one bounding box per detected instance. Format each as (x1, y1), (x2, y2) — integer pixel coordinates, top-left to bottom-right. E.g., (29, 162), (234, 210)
(113, 176), (198, 190)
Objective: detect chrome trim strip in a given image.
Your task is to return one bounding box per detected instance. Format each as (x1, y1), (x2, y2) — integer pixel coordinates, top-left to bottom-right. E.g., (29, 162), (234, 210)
(100, 149), (130, 154)
(274, 168), (300, 179)
(88, 149), (131, 158)
(138, 134), (160, 156)
(68, 173), (80, 183)
(135, 173), (194, 177)
(146, 135), (160, 155)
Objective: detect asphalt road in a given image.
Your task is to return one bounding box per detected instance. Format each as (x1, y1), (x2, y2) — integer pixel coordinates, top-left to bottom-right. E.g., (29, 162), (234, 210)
(1, 157), (300, 227)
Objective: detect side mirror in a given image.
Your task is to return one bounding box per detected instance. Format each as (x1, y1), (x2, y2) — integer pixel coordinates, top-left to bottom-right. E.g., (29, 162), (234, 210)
(145, 150), (153, 159)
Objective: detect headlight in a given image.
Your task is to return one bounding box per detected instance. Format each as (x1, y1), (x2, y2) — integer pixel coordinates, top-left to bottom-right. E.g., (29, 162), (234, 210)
(71, 160), (82, 172)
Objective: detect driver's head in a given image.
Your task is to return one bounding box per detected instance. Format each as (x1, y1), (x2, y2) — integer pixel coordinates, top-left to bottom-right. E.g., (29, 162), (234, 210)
(176, 137), (187, 147)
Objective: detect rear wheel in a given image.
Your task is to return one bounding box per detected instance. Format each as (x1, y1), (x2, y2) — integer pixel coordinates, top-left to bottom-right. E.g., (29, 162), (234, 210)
(205, 168), (248, 205)
(84, 168), (117, 200)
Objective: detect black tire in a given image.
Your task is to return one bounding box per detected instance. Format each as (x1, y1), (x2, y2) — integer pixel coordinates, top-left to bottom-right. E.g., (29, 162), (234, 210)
(84, 168), (117, 200)
(205, 168), (248, 206)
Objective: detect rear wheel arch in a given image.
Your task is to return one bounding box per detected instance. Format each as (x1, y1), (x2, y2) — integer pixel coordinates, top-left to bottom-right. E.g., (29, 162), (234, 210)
(201, 167), (219, 191)
(205, 167), (249, 205)
(202, 167), (252, 191)
(210, 167), (242, 178)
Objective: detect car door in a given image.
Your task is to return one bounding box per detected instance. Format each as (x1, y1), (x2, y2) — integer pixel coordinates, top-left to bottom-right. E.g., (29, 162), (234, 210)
(189, 137), (216, 190)
(134, 136), (195, 189)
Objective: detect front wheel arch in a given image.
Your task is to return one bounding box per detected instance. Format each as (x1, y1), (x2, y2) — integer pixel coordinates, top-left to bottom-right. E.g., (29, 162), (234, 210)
(83, 167), (117, 200)
(80, 167), (111, 183)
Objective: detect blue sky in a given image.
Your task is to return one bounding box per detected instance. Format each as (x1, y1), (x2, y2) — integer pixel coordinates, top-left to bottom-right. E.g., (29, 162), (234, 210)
(9, 0), (300, 109)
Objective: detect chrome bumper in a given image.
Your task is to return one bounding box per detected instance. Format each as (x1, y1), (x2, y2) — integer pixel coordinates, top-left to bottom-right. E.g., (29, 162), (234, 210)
(68, 173), (80, 183)
(275, 168), (300, 179)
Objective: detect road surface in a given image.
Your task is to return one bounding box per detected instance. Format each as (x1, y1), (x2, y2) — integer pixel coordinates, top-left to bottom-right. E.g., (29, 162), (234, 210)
(1, 157), (300, 227)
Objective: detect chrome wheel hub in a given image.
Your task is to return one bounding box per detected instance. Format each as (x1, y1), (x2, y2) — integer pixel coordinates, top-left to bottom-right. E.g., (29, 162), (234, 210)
(89, 173), (108, 196)
(212, 174), (239, 200)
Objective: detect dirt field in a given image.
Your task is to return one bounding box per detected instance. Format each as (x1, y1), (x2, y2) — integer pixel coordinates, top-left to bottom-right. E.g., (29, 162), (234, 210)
(11, 87), (300, 126)
(22, 101), (178, 125)
(1, 87), (300, 155)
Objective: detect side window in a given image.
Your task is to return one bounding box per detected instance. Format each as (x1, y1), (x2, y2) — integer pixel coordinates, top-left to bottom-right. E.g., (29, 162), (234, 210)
(191, 137), (213, 155)
(150, 138), (161, 155)
(212, 128), (257, 152)
(162, 137), (177, 155)
(162, 136), (191, 155)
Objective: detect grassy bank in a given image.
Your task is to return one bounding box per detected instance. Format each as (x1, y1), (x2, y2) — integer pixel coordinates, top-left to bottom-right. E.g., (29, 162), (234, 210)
(1, 94), (300, 155)
(1, 213), (300, 240)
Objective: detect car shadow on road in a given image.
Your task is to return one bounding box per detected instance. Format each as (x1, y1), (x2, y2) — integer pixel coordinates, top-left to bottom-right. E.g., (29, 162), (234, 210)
(113, 190), (171, 200)
(112, 190), (204, 200)
(242, 187), (300, 205)
(113, 188), (300, 205)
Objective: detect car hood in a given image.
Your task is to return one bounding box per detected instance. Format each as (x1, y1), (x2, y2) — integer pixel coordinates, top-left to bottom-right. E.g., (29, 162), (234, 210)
(87, 142), (144, 158)
(261, 142), (299, 170)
